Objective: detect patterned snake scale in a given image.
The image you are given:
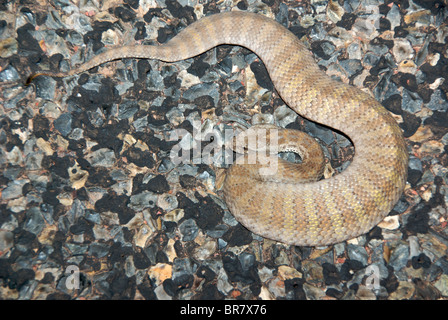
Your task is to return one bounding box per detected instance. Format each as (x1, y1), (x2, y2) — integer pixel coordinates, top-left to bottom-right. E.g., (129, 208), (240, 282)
(30, 11), (408, 246)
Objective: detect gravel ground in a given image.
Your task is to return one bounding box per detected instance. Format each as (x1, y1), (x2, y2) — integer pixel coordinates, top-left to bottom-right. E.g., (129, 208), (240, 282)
(1, 0), (448, 300)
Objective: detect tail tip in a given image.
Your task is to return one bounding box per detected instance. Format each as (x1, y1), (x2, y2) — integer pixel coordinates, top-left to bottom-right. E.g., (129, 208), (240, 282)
(25, 73), (40, 86)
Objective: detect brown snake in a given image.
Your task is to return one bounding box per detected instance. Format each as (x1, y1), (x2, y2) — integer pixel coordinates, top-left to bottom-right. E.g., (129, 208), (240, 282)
(29, 11), (408, 246)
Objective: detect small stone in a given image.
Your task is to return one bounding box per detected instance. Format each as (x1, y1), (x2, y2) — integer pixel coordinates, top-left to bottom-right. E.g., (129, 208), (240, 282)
(339, 59), (363, 77)
(163, 209), (185, 223)
(25, 152), (43, 170)
(347, 244), (369, 266)
(6, 146), (23, 166)
(148, 263), (172, 286)
(54, 113), (72, 136)
(419, 140), (444, 155)
(0, 38), (18, 58)
(86, 148), (116, 167)
(68, 162), (89, 190)
(179, 219), (199, 241)
(23, 207), (45, 235)
(0, 230), (14, 254)
(277, 265), (302, 280)
(129, 191), (157, 211)
(157, 193), (178, 212)
(327, 0), (345, 23)
(118, 100), (139, 120)
(274, 105), (297, 127)
(404, 9), (432, 25)
(389, 281), (415, 299)
(267, 277), (286, 298)
(0, 65), (20, 82)
(34, 76), (57, 100)
(388, 243), (410, 271)
(301, 260), (324, 282)
(408, 126), (434, 143)
(217, 268), (233, 295)
(392, 38), (414, 63)
(146, 175), (170, 194)
(356, 285), (377, 300)
(378, 215), (400, 230)
(134, 223), (155, 249)
(1, 179), (28, 200)
(434, 274), (448, 297)
(154, 284), (172, 300)
(193, 240), (217, 260)
(274, 249), (290, 266)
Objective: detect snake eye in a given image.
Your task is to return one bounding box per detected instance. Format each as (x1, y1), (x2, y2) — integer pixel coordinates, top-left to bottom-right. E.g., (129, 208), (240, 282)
(278, 151), (303, 164)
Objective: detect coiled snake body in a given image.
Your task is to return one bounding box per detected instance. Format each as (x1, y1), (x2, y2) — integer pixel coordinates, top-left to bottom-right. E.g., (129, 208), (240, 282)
(30, 12), (408, 246)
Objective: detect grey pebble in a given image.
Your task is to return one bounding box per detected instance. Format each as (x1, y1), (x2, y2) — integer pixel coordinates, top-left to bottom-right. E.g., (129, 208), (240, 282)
(206, 224), (229, 238)
(388, 242), (410, 271)
(427, 89), (448, 112)
(129, 191), (158, 211)
(132, 115), (148, 132)
(3, 86), (33, 109)
(3, 167), (24, 180)
(347, 243), (369, 266)
(1, 179), (29, 200)
(239, 252), (257, 271)
(0, 230), (14, 252)
(173, 257), (196, 279)
(218, 238), (228, 250)
(157, 193), (178, 212)
(23, 207), (45, 235)
(25, 152), (43, 170)
(118, 100), (139, 120)
(306, 121), (335, 145)
(40, 203), (55, 225)
(86, 148), (116, 167)
(409, 156), (423, 172)
(0, 65), (20, 82)
(54, 113), (72, 136)
(183, 83), (220, 106)
(401, 89), (422, 113)
(339, 59), (363, 77)
(363, 52), (381, 67)
(40, 100), (61, 118)
(386, 4), (401, 30)
(179, 219), (199, 241)
(35, 76), (57, 100)
(158, 158), (176, 173)
(274, 105), (297, 127)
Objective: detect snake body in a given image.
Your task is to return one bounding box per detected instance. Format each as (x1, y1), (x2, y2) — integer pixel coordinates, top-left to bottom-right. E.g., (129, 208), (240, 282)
(31, 11), (408, 246)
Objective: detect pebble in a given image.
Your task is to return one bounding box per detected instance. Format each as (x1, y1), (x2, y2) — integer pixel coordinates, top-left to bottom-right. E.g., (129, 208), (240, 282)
(388, 242), (410, 272)
(347, 244), (369, 266)
(274, 105), (297, 127)
(193, 240), (217, 260)
(54, 113), (73, 136)
(434, 274), (448, 297)
(2, 179), (29, 200)
(129, 191), (158, 211)
(392, 38), (415, 63)
(178, 219), (199, 241)
(85, 148), (116, 167)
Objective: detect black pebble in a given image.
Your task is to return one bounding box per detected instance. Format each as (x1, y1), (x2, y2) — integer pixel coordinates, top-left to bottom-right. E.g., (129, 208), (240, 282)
(250, 61), (273, 91)
(146, 175), (171, 194)
(411, 253), (432, 269)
